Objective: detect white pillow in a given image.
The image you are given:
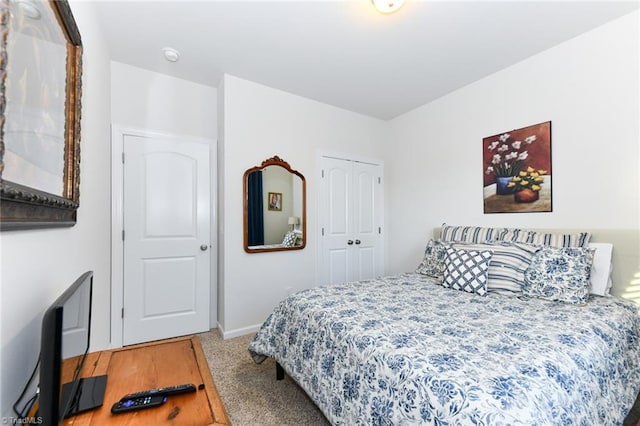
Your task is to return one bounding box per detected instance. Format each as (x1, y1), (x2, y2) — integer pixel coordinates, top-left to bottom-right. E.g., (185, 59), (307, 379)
(587, 242), (613, 296)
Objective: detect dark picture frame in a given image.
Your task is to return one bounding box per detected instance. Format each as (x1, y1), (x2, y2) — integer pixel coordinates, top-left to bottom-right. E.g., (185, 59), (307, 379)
(243, 156), (307, 253)
(482, 121), (552, 214)
(0, 0), (83, 230)
(267, 192), (282, 211)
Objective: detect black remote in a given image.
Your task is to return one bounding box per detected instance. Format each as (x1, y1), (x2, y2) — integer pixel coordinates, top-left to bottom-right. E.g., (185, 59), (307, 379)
(120, 383), (197, 400)
(111, 395), (167, 414)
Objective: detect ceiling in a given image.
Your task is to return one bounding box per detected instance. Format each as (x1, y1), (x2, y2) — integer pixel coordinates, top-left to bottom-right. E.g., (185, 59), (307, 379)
(93, 1), (639, 120)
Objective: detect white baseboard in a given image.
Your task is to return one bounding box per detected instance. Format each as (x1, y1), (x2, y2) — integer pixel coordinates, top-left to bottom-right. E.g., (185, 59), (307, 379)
(218, 323), (262, 339)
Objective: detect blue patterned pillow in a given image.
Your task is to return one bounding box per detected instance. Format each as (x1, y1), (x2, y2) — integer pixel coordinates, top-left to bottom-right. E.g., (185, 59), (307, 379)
(415, 239), (450, 279)
(282, 231), (297, 247)
(523, 247), (596, 304)
(442, 247), (493, 296)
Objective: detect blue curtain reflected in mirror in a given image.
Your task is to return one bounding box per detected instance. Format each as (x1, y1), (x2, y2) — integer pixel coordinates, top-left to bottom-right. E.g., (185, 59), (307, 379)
(247, 171), (264, 246)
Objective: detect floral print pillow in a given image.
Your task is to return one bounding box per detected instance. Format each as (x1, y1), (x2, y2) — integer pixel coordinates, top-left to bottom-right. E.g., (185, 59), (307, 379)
(415, 239), (450, 280)
(523, 246), (596, 304)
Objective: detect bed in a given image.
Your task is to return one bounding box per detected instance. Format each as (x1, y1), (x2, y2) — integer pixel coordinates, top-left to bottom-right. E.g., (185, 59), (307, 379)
(246, 229), (303, 250)
(248, 225), (640, 425)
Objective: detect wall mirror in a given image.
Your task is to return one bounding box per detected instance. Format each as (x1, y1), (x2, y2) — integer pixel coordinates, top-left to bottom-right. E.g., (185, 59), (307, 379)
(0, 0), (83, 230)
(244, 156), (306, 253)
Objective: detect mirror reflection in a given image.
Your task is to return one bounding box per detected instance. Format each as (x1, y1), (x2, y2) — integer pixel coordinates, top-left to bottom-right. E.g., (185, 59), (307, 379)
(4, 0), (68, 196)
(244, 156), (306, 253)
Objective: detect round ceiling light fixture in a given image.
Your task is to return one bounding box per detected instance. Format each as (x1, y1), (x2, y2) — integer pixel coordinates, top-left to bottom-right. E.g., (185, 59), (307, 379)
(162, 47), (180, 63)
(371, 0), (405, 14)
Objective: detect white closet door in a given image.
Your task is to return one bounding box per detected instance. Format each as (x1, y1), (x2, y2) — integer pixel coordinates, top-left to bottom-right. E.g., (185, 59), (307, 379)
(352, 161), (382, 281)
(319, 156), (383, 285)
(320, 157), (352, 285)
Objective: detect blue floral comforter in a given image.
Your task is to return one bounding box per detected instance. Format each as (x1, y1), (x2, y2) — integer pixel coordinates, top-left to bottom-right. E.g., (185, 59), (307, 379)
(248, 273), (640, 425)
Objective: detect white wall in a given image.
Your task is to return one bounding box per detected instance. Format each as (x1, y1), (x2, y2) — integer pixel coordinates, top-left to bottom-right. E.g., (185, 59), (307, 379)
(384, 12), (639, 296)
(110, 62), (219, 332)
(111, 62), (217, 139)
(218, 74), (387, 336)
(0, 1), (111, 415)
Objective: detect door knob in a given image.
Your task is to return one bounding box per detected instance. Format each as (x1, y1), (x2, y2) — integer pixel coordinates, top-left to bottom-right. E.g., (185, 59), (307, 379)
(355, 240), (361, 245)
(200, 244), (208, 251)
(347, 240), (354, 245)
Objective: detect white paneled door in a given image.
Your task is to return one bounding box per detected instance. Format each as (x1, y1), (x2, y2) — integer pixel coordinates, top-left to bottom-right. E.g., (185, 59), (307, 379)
(319, 156), (383, 285)
(122, 134), (210, 346)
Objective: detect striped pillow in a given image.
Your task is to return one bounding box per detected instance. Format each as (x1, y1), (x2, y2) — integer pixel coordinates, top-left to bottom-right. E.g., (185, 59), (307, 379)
(441, 223), (591, 248)
(451, 241), (540, 295)
(501, 229), (591, 248)
(441, 224), (508, 243)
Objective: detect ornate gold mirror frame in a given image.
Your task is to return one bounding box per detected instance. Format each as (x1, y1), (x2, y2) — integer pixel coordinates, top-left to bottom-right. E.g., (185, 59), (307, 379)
(243, 156), (306, 253)
(0, 0), (83, 230)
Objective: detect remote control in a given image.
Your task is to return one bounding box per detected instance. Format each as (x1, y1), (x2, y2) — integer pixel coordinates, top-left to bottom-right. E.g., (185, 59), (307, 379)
(111, 395), (167, 414)
(120, 383), (197, 400)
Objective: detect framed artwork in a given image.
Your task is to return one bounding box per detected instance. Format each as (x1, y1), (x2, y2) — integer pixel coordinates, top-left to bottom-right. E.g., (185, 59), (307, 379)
(268, 192), (282, 211)
(482, 121), (552, 214)
(0, 0), (83, 230)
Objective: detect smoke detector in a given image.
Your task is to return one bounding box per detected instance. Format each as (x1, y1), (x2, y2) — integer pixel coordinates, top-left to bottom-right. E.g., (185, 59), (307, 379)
(162, 47), (180, 63)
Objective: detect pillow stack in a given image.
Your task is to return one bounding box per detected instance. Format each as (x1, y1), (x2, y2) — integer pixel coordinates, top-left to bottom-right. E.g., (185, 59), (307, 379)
(416, 224), (601, 304)
(450, 241), (540, 295)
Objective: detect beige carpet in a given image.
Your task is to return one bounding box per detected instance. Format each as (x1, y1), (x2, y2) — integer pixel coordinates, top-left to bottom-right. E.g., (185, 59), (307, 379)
(198, 329), (329, 426)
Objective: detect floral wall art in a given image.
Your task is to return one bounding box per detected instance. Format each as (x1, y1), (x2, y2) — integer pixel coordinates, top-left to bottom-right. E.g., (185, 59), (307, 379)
(483, 121), (552, 214)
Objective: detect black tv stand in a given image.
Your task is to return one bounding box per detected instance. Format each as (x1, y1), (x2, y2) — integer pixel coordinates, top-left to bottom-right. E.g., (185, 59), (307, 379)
(60, 375), (107, 419)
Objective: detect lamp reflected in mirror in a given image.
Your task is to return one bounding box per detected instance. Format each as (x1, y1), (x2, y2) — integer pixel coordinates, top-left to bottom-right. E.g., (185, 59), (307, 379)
(288, 216), (300, 231)
(243, 156), (306, 253)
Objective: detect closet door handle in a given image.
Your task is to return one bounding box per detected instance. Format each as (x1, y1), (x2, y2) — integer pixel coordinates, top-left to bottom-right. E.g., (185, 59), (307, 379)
(347, 240), (354, 245)
(355, 240), (361, 245)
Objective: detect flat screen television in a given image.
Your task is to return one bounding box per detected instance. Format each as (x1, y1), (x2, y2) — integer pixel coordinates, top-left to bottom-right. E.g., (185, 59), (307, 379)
(38, 271), (107, 424)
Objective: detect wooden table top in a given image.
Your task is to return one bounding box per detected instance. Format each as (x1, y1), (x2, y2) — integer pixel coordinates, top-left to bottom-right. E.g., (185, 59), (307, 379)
(62, 335), (230, 426)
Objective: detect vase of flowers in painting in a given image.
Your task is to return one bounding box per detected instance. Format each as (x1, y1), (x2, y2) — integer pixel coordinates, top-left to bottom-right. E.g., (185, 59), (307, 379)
(514, 188), (539, 203)
(496, 176), (516, 195)
(509, 167), (546, 203)
(485, 132), (538, 195)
